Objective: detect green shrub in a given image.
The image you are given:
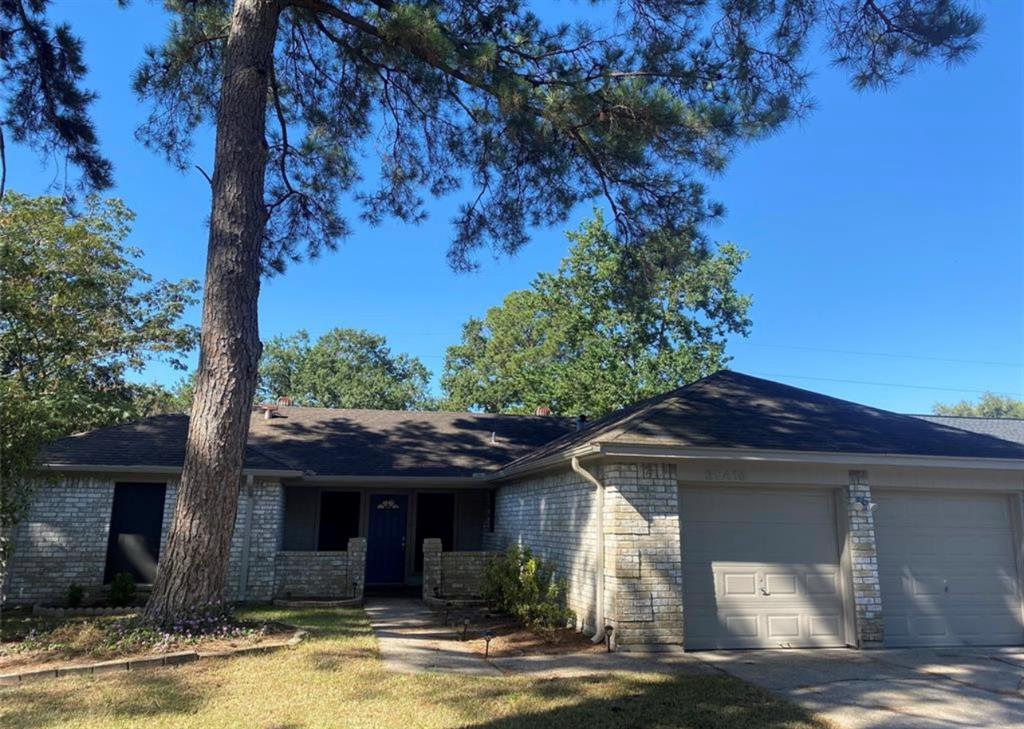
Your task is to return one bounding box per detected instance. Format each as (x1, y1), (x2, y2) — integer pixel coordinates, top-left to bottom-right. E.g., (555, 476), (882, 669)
(66, 583), (85, 608)
(483, 545), (575, 632)
(108, 572), (136, 607)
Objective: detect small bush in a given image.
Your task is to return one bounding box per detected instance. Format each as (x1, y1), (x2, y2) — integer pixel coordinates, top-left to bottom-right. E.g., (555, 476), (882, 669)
(108, 572), (136, 607)
(483, 545), (575, 632)
(66, 584), (85, 608)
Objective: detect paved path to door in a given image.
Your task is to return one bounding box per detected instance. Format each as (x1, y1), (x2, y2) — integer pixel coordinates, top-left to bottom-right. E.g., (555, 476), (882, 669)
(365, 599), (712, 678)
(697, 646), (1024, 729)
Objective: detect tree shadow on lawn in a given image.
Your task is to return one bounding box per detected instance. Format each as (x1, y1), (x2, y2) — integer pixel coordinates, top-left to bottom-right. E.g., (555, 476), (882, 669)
(447, 673), (829, 729)
(0, 670), (201, 729)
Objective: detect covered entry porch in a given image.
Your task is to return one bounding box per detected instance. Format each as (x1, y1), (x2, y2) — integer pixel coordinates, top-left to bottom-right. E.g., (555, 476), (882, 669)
(278, 482), (491, 592)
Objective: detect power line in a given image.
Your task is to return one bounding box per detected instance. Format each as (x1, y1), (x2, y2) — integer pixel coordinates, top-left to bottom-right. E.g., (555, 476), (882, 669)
(739, 342), (1023, 369)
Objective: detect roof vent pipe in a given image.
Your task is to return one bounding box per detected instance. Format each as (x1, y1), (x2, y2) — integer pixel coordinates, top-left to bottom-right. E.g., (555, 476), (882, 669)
(490, 431), (497, 445)
(575, 415), (587, 432)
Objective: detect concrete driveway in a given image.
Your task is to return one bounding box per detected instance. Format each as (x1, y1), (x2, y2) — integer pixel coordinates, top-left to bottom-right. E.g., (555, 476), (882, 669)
(698, 647), (1024, 729)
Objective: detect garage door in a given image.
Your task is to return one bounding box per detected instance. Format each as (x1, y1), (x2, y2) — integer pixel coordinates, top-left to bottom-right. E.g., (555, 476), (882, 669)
(875, 491), (1024, 647)
(680, 487), (847, 649)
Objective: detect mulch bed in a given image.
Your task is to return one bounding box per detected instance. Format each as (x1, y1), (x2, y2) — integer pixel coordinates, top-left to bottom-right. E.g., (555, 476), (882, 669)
(0, 614), (296, 676)
(442, 608), (605, 658)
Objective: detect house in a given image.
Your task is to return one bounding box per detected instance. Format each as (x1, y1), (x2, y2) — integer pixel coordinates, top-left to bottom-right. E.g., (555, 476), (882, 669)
(4, 371), (1023, 651)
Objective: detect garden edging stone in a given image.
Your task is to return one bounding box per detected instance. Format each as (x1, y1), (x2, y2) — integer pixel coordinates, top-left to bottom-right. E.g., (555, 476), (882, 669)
(0, 629), (307, 686)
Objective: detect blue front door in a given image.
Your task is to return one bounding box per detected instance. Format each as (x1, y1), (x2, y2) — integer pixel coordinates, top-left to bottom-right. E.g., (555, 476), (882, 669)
(366, 494), (408, 584)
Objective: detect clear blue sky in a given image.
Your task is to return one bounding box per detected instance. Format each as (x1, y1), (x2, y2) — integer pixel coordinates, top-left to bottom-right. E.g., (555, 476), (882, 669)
(7, 1), (1023, 413)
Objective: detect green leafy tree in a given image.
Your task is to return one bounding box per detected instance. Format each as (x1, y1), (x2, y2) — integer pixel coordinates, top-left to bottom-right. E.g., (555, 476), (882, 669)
(0, 0), (113, 197)
(0, 193), (198, 597)
(132, 378), (198, 416)
(933, 394), (1024, 418)
(134, 0), (983, 622)
(442, 214), (750, 416)
(258, 328), (432, 410)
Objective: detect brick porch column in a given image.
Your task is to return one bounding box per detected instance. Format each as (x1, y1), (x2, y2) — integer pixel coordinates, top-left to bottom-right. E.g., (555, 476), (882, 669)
(846, 470), (883, 646)
(422, 538), (442, 600)
(347, 537), (367, 601)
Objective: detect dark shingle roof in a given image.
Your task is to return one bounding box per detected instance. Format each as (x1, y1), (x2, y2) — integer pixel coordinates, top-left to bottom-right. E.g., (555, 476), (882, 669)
(911, 415), (1024, 445)
(499, 371), (1024, 472)
(42, 372), (1024, 478)
(41, 414), (296, 473)
(41, 409), (574, 478)
(245, 407), (572, 477)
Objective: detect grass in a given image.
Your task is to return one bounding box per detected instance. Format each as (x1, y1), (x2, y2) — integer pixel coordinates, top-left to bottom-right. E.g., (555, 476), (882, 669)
(0, 607), (830, 729)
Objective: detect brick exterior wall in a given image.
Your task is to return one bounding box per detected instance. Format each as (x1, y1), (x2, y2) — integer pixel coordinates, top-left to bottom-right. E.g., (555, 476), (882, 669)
(1, 477), (295, 606)
(601, 462), (684, 648)
(422, 538), (496, 599)
(846, 470), (884, 645)
(3, 477), (117, 605)
(485, 469), (599, 632)
(273, 539), (366, 600)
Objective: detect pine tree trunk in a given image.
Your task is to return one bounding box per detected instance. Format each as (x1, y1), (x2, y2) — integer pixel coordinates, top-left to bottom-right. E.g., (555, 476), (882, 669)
(143, 0), (280, 624)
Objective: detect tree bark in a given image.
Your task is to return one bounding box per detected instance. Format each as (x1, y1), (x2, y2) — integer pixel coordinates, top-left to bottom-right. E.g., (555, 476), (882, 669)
(143, 0), (281, 624)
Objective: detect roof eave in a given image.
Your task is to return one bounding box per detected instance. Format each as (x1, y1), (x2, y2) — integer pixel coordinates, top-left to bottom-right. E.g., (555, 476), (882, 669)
(487, 442), (602, 482)
(596, 443), (1024, 470)
(38, 463), (305, 479)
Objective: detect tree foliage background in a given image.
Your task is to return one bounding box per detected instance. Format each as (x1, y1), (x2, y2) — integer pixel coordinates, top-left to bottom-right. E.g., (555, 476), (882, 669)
(0, 193), (197, 585)
(933, 394), (1024, 419)
(442, 213), (750, 416)
(258, 327), (433, 409)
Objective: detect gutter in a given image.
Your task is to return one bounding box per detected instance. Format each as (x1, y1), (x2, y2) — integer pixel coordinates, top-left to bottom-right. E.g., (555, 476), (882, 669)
(570, 456), (606, 645)
(488, 443), (602, 482)
(38, 463), (304, 478)
(595, 444), (1024, 471)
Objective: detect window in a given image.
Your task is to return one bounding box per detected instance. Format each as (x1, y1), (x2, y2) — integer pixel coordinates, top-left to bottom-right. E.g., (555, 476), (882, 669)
(414, 492), (455, 573)
(104, 483), (166, 583)
(318, 491), (361, 551)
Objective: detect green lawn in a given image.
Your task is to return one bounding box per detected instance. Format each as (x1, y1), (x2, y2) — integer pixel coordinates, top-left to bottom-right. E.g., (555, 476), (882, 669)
(0, 607), (830, 729)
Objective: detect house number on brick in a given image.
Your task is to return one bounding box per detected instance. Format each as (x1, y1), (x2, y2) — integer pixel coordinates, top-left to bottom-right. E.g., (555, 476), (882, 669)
(704, 469), (745, 482)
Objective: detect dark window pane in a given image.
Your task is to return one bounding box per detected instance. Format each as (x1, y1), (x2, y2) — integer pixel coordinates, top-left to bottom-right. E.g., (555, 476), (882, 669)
(104, 483), (166, 583)
(318, 491), (361, 551)
(414, 492), (455, 573)
(488, 490), (496, 533)
(282, 487), (318, 550)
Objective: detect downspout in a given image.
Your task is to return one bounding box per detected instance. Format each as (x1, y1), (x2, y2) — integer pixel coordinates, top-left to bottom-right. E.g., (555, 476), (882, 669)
(571, 456), (606, 644)
(238, 474), (256, 602)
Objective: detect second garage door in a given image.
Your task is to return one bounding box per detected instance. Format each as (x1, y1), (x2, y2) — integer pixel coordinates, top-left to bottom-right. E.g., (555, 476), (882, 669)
(875, 491), (1024, 647)
(680, 487), (847, 649)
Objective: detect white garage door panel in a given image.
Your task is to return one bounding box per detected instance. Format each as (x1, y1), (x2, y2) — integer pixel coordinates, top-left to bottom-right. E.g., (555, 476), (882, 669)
(681, 488), (847, 650)
(875, 492), (1024, 648)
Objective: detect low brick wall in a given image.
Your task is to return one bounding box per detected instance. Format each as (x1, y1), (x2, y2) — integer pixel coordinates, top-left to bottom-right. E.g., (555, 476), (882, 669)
(273, 538), (366, 600)
(422, 539), (497, 600)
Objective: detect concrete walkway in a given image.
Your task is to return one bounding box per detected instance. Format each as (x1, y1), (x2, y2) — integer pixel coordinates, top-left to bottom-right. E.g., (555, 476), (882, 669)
(697, 647), (1024, 729)
(365, 599), (713, 678)
(365, 599), (502, 675)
